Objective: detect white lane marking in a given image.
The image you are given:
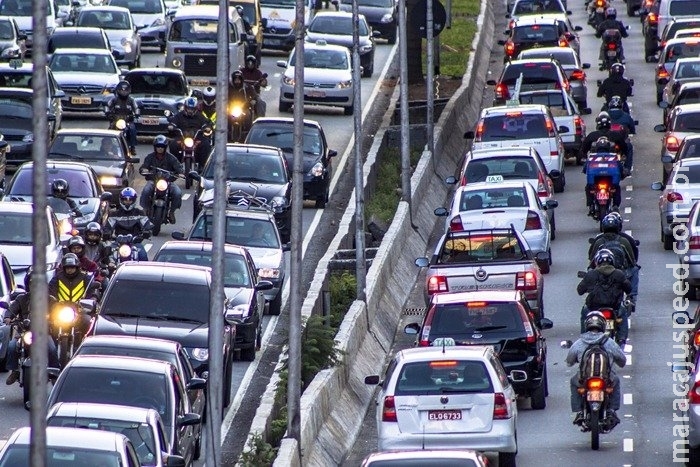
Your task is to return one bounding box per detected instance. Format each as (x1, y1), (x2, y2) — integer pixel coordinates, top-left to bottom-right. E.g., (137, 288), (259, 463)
(624, 230), (632, 236)
(143, 244), (152, 252)
(220, 45), (399, 444)
(626, 354), (632, 365)
(624, 344), (632, 352)
(623, 393), (633, 405)
(624, 207), (631, 214)
(623, 375), (631, 379)
(182, 193), (191, 201)
(626, 185), (633, 191)
(624, 438), (634, 452)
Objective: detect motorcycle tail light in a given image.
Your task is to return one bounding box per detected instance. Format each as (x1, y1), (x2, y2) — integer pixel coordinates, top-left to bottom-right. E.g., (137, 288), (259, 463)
(648, 12), (657, 24)
(184, 137), (194, 148)
(118, 244), (132, 258)
(607, 42), (617, 50)
(600, 309), (613, 320)
(115, 119), (127, 130)
(586, 377), (605, 390)
(156, 179), (168, 192)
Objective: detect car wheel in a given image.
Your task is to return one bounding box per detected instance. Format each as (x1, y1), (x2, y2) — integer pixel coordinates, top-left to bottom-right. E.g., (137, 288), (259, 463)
(387, 30), (397, 44)
(193, 433), (202, 460)
(362, 61), (373, 78)
(343, 104), (354, 116)
(279, 99), (292, 113)
(222, 355), (232, 408)
(685, 277), (697, 300)
(537, 256), (550, 274)
(663, 223), (674, 250)
(530, 366), (547, 410)
(627, 1), (635, 16)
(550, 211), (556, 241)
(268, 290), (282, 316)
(240, 344), (256, 362)
(552, 173), (565, 193)
(498, 451), (517, 467)
(315, 193), (326, 208)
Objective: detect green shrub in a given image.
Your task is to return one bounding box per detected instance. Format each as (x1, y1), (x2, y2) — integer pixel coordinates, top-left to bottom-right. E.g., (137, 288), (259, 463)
(365, 147), (422, 225)
(239, 432), (278, 466)
(329, 271), (357, 328)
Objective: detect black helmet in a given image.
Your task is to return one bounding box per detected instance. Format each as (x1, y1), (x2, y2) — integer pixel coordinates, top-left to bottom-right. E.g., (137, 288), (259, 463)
(51, 179), (70, 199)
(601, 213), (622, 233)
(592, 136), (614, 153)
(153, 134), (168, 149)
(594, 248), (615, 266)
(85, 221), (102, 245)
(596, 111), (611, 130)
(605, 6), (616, 19)
(245, 54), (257, 67)
(608, 95), (623, 110)
(584, 311), (607, 333)
(68, 235), (86, 257)
(23, 269), (32, 292)
(119, 187), (137, 211)
(61, 253), (80, 269)
(231, 70), (243, 88)
(116, 80), (131, 98)
(202, 86), (216, 106)
(610, 63), (625, 76)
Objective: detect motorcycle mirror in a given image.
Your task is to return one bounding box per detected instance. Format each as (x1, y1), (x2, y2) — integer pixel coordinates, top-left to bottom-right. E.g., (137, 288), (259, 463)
(596, 79), (602, 87)
(262, 72), (268, 78)
(22, 318), (30, 328)
(560, 340), (573, 349)
(588, 237), (594, 244)
(189, 170), (200, 181)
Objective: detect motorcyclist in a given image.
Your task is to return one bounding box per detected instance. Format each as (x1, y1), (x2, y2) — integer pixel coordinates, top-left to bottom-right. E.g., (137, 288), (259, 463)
(139, 136), (183, 225)
(228, 70), (258, 128)
(106, 187), (152, 261)
(64, 235), (105, 283)
(595, 7), (628, 64)
(576, 249), (632, 346)
(4, 272), (60, 385)
(597, 63), (633, 108)
(82, 221), (113, 269)
(606, 95), (635, 173)
(105, 80), (139, 155)
(588, 213), (639, 310)
(47, 179), (82, 219)
(168, 96), (211, 167)
(200, 86), (216, 127)
(566, 310), (627, 427)
(240, 55), (267, 117)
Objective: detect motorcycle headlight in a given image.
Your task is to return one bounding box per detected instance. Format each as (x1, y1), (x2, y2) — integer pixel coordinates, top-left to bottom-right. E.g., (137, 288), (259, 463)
(22, 133), (33, 143)
(338, 80), (352, 89)
(190, 348), (209, 361)
(118, 244), (132, 258)
(22, 331), (32, 346)
(381, 13), (393, 23)
(309, 162), (324, 177)
(184, 137), (194, 148)
(282, 76), (294, 86)
(156, 179), (168, 192)
(258, 268), (280, 279)
(230, 105), (244, 118)
(115, 119), (127, 130)
(57, 306), (76, 325)
(171, 57), (182, 68)
(100, 176), (120, 186)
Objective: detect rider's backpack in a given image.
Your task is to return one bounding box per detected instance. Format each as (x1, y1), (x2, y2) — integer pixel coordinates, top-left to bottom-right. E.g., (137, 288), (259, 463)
(579, 336), (611, 381)
(587, 270), (621, 308)
(596, 237), (631, 270)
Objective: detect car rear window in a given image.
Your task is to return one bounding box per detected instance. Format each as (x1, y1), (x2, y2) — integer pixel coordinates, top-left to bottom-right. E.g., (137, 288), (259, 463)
(191, 215), (281, 249)
(672, 111), (700, 131)
(521, 49), (576, 66)
(0, 71), (31, 88)
(395, 360), (494, 395)
(246, 124), (323, 156)
(76, 345), (178, 369)
(438, 232), (526, 263)
(673, 164), (700, 183)
(512, 25), (559, 41)
(669, 0), (700, 16)
(664, 42), (700, 64)
(464, 157), (540, 183)
(480, 113), (549, 140)
(458, 186), (529, 210)
(0, 446), (121, 467)
(677, 89), (700, 105)
(519, 92), (566, 112)
(201, 149), (287, 184)
(513, 0), (564, 14)
(502, 63), (559, 83)
(667, 21), (700, 40)
(48, 33), (107, 52)
(431, 302), (524, 336)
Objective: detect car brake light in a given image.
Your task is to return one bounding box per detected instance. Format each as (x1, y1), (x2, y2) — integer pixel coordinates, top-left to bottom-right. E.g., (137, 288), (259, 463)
(666, 135), (680, 152)
(419, 325), (431, 346)
(648, 12), (657, 24)
(505, 41), (515, 56)
(505, 111), (522, 117)
(571, 69), (586, 81)
(537, 172), (549, 197)
(545, 118), (556, 137)
(467, 301), (488, 307)
(516, 303), (537, 343)
(495, 83), (510, 100)
(658, 67), (670, 79)
(430, 360), (458, 367)
(508, 19), (515, 29)
(515, 271), (537, 291)
(525, 211), (541, 230)
(382, 396), (397, 422)
(690, 236), (700, 250)
(667, 192), (684, 202)
(427, 275), (448, 294)
(574, 115), (584, 136)
(474, 120), (485, 143)
(493, 392), (512, 419)
(449, 216), (464, 232)
(587, 377), (605, 390)
(694, 330), (700, 347)
(558, 38), (568, 47)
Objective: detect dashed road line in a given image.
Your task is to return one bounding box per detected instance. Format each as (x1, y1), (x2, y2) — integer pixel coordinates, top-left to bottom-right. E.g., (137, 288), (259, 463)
(182, 193), (191, 201)
(143, 244), (152, 252)
(624, 207), (631, 214)
(626, 185), (633, 191)
(626, 354), (632, 365)
(623, 393), (633, 405)
(624, 438), (634, 452)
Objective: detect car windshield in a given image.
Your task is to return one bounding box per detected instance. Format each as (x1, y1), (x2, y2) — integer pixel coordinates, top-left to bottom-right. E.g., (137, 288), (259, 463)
(47, 417), (157, 466)
(0, 0), (34, 16)
(513, 0), (563, 14)
(0, 446), (121, 467)
(126, 72), (187, 95)
(458, 186), (529, 210)
(0, 213), (32, 244)
(342, 0), (393, 6)
(110, 0), (163, 13)
(169, 19), (221, 42)
(465, 157), (540, 182)
(0, 71), (31, 88)
(202, 150), (287, 184)
(521, 49), (576, 66)
(49, 135), (124, 160)
(260, 0), (295, 7)
(155, 250), (252, 287)
(676, 62), (700, 79)
(665, 42), (700, 64)
(9, 167), (95, 198)
(670, 1), (700, 16)
(673, 164), (700, 184)
(77, 345), (178, 369)
(480, 114), (550, 140)
(290, 48), (349, 70)
(102, 279), (211, 322)
(191, 215), (281, 249)
(395, 360), (494, 396)
(233, 2), (255, 26)
(77, 10), (131, 29)
(246, 125), (322, 156)
(52, 367), (172, 433)
(438, 232), (526, 263)
(0, 20), (14, 40)
(49, 53), (117, 74)
(512, 25), (559, 41)
(431, 302), (524, 335)
(0, 98), (31, 119)
(308, 16), (368, 35)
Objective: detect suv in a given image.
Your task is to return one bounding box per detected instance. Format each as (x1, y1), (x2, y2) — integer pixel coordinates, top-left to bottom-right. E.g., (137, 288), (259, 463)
(487, 58), (570, 106)
(245, 117), (337, 209)
(499, 16), (573, 62)
(657, 0), (700, 45)
(173, 205), (289, 315)
(404, 290), (553, 408)
(89, 262), (237, 407)
(464, 104), (568, 192)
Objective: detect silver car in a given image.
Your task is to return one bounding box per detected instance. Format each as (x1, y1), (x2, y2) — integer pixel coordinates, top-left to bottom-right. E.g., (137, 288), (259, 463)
(76, 6), (142, 68)
(361, 449), (490, 467)
(654, 103), (700, 180)
(652, 158), (700, 250)
(277, 40), (355, 115)
(0, 16), (25, 59)
(677, 200), (700, 300)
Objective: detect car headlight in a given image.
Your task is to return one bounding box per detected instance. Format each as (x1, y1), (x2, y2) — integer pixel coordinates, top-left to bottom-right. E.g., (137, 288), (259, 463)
(309, 162), (324, 177)
(360, 44), (373, 53)
(381, 13), (394, 23)
(227, 305), (248, 317)
(184, 137), (194, 148)
(258, 268), (280, 279)
(22, 331), (32, 346)
(151, 17), (165, 26)
(190, 348), (209, 361)
(164, 109), (171, 117)
(57, 306), (76, 325)
(100, 175), (120, 186)
(172, 57), (182, 68)
(338, 80), (352, 89)
(156, 179), (168, 191)
(270, 196), (286, 211)
(118, 244), (132, 258)
(122, 41), (133, 54)
(22, 133), (33, 143)
(282, 76), (294, 86)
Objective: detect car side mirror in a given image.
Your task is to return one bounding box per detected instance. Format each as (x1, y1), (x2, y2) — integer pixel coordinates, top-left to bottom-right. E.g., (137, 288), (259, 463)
(486, 79), (496, 86)
(166, 455), (186, 467)
(434, 207), (449, 217)
(538, 317), (553, 330)
(581, 107), (592, 115)
(328, 149), (338, 157)
(188, 170), (200, 181)
(364, 375), (380, 385)
(651, 181), (664, 190)
(404, 322), (420, 335)
(545, 199), (558, 209)
(535, 251), (549, 262)
(508, 370), (527, 382)
(464, 130), (475, 139)
(415, 257), (429, 268)
(177, 413), (201, 427)
(186, 377), (207, 391)
(654, 124), (666, 132)
(582, 63), (590, 69)
(78, 298), (97, 315)
(277, 60), (287, 68)
(18, 33), (27, 40)
(444, 175), (457, 185)
(171, 231), (186, 240)
(255, 280), (274, 291)
(497, 40), (506, 46)
(575, 25), (583, 31)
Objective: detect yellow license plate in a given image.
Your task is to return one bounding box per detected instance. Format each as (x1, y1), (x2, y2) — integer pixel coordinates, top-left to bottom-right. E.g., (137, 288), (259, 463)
(70, 96), (92, 105)
(191, 79), (209, 86)
(140, 117), (160, 125)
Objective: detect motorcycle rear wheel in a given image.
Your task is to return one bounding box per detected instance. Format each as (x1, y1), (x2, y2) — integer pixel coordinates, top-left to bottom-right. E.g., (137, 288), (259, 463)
(590, 409), (600, 450)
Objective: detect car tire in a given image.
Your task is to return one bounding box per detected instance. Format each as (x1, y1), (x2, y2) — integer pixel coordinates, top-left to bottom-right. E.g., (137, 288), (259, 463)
(363, 62), (373, 78)
(343, 104), (354, 116)
(268, 290), (282, 315)
(550, 212), (556, 241)
(627, 1), (635, 16)
(193, 433), (202, 460)
(662, 223), (674, 250)
(552, 173), (565, 193)
(537, 257), (550, 274)
(387, 30), (397, 44)
(223, 355), (233, 408)
(498, 451), (517, 467)
(685, 277), (697, 301)
(530, 367), (547, 410)
(315, 193), (326, 208)
(279, 99), (292, 113)
(241, 344), (256, 362)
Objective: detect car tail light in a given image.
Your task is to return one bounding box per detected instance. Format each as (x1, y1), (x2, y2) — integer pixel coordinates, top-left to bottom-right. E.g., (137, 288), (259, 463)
(537, 172), (549, 197)
(525, 211), (541, 230)
(419, 306), (435, 346)
(648, 12), (657, 24)
(574, 115), (584, 136)
(570, 69), (586, 81)
(667, 191), (684, 202)
(516, 271), (537, 291)
(545, 118), (556, 137)
(657, 67), (670, 80)
(473, 120), (485, 143)
(558, 38), (568, 47)
(607, 42), (617, 51)
(505, 41), (515, 57)
(516, 303), (536, 343)
(586, 377), (605, 390)
(382, 396), (397, 422)
(690, 236), (700, 250)
(666, 135), (680, 152)
(449, 216), (464, 232)
(694, 330), (700, 347)
(495, 83), (510, 100)
(508, 19), (515, 29)
(493, 393), (512, 419)
(427, 275), (448, 294)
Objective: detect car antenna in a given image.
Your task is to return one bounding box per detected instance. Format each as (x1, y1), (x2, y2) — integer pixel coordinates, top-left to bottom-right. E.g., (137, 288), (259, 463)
(135, 316), (139, 337)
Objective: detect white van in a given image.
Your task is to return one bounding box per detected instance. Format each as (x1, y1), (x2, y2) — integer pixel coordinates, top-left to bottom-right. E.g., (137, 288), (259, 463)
(0, 0), (60, 56)
(165, 5), (246, 88)
(107, 0), (167, 31)
(259, 0), (315, 51)
(657, 0), (700, 41)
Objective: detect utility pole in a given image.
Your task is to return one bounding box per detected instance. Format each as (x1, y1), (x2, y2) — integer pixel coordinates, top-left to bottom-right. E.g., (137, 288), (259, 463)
(352, 0), (366, 300)
(426, 0), (435, 156)
(399, 0), (411, 203)
(30, 0), (49, 464)
(204, 0), (229, 465)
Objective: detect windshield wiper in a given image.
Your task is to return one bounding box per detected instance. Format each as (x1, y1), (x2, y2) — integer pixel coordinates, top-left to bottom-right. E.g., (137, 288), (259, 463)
(0, 239), (32, 245)
(104, 311), (143, 318)
(473, 325), (508, 332)
(49, 151), (83, 160)
(233, 176), (268, 182)
(438, 387), (483, 393)
(144, 315), (205, 325)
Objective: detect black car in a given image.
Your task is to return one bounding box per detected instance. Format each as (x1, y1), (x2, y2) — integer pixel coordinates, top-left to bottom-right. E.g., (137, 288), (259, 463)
(404, 290), (553, 409)
(47, 355), (204, 465)
(642, 0), (661, 62)
(48, 128), (140, 200)
(245, 117), (337, 209)
(499, 17), (569, 62)
(192, 143), (292, 241)
(0, 88), (55, 165)
(153, 241), (273, 361)
(47, 27), (113, 61)
(124, 68), (190, 136)
(89, 262), (237, 407)
(2, 160), (112, 233)
(337, 0), (397, 44)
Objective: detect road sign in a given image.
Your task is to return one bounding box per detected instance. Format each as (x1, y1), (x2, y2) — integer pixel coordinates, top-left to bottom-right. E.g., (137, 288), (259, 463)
(410, 0), (447, 39)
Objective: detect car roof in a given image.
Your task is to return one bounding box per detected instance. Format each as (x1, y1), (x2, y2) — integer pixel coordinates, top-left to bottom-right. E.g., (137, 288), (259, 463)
(0, 87), (33, 97)
(311, 11), (367, 21)
(80, 5), (132, 13)
(8, 426), (127, 450)
(672, 57), (700, 66)
(111, 261), (211, 285)
(678, 157), (700, 167)
(251, 117), (323, 129)
(518, 46), (576, 57)
(300, 41), (350, 54)
(456, 180), (531, 191)
(174, 4), (237, 19)
(156, 240), (247, 256)
(396, 346), (495, 363)
(663, 37), (700, 48)
(363, 450), (484, 462)
(51, 27), (106, 35)
(226, 143), (285, 156)
(505, 57), (560, 65)
(0, 61), (36, 71)
(678, 81), (700, 91)
(54, 128), (123, 138)
(468, 147), (539, 157)
(65, 354), (174, 373)
(430, 290), (522, 305)
(671, 102), (700, 114)
(51, 47), (115, 56)
(48, 402), (156, 424)
(79, 335), (182, 353)
(513, 15), (560, 26)
(0, 202), (34, 214)
(202, 206), (274, 220)
(481, 104), (549, 115)
(126, 67), (186, 76)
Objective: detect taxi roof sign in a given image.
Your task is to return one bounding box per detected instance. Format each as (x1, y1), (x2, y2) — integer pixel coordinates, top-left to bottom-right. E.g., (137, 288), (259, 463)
(486, 174), (504, 183)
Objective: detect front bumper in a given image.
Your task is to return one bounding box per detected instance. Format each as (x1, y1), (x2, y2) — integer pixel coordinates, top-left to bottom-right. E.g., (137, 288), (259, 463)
(303, 174), (328, 200)
(5, 141), (32, 165)
(233, 319), (257, 349)
(61, 94), (110, 112)
(262, 32), (295, 51)
(279, 84), (353, 110)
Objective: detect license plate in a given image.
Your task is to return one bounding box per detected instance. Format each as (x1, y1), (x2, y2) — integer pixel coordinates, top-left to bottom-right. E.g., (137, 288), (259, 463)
(596, 191), (609, 201)
(140, 117), (160, 125)
(596, 7), (604, 12)
(587, 390), (604, 402)
(190, 79), (210, 86)
(266, 39), (282, 45)
(606, 320), (615, 330)
(307, 90), (326, 98)
(70, 96), (92, 105)
(606, 50), (618, 57)
(428, 409), (462, 421)
(594, 163), (609, 168)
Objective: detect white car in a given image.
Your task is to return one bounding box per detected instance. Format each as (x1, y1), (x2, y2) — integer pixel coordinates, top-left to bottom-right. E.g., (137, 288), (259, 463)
(365, 346), (518, 466)
(437, 180), (556, 272)
(107, 0), (167, 31)
(652, 158), (700, 250)
(276, 40), (355, 115)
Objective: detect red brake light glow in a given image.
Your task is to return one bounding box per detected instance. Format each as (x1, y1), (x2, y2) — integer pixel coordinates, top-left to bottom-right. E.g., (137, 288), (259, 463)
(427, 275), (448, 294)
(587, 377), (605, 390)
(570, 69), (586, 80)
(467, 301), (488, 307)
(449, 216), (464, 232)
(524, 211), (542, 230)
(690, 236), (700, 250)
(493, 392), (511, 419)
(430, 360), (458, 367)
(666, 135), (680, 152)
(667, 192), (684, 202)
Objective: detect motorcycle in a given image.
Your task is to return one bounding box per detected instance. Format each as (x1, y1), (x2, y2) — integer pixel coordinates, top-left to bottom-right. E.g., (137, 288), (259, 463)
(167, 124), (212, 189)
(50, 293), (98, 368)
(11, 316), (33, 409)
(228, 97), (255, 143)
(139, 167), (186, 236)
(585, 150), (623, 228)
(111, 233), (148, 264)
(599, 29), (623, 71)
(588, 0), (608, 29)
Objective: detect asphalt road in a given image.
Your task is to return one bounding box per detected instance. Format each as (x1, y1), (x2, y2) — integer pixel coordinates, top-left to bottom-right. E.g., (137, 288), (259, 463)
(0, 32), (397, 463)
(343, 2), (684, 467)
